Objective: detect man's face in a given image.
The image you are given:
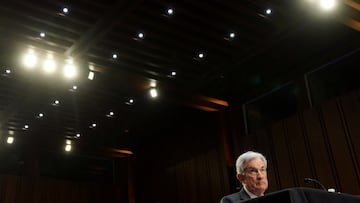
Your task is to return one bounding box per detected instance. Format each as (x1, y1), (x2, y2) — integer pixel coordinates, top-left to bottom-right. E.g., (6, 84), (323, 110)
(237, 158), (268, 196)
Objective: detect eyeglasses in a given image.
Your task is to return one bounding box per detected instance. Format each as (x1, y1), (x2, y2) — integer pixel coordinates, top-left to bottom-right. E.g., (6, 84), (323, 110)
(244, 167), (267, 175)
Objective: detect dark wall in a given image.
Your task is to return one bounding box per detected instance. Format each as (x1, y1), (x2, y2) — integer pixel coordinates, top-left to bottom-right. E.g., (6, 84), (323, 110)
(0, 175), (127, 203)
(133, 108), (230, 203)
(231, 88), (360, 195)
(134, 88), (360, 203)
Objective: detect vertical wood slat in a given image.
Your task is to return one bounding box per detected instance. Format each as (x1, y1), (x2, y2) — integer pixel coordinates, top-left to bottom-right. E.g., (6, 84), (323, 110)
(0, 176), (18, 203)
(338, 90), (360, 190)
(270, 121), (295, 189)
(321, 100), (359, 194)
(283, 114), (312, 187)
(254, 128), (279, 192)
(302, 108), (336, 189)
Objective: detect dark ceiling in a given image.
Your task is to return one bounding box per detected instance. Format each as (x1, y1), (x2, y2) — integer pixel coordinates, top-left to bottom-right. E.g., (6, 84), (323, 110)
(0, 0), (360, 166)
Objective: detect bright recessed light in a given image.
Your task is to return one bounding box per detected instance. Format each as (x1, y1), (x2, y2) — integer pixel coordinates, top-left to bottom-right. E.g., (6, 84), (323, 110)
(150, 88), (158, 98)
(198, 53), (204, 58)
(229, 32), (235, 38)
(72, 85), (77, 90)
(265, 8), (272, 15)
(63, 63), (76, 78)
(150, 80), (157, 87)
(40, 32), (46, 38)
(167, 8), (174, 15)
(62, 7), (69, 14)
(43, 59), (56, 73)
(88, 71), (95, 80)
(92, 123), (97, 128)
(171, 71), (176, 76)
(320, 0), (336, 11)
(65, 144), (71, 152)
(138, 32), (144, 39)
(76, 133), (81, 138)
(126, 98), (134, 105)
(5, 69), (11, 74)
(24, 124), (29, 129)
(23, 52), (37, 68)
(7, 137), (14, 144)
(112, 53), (118, 59)
(106, 111), (115, 117)
(54, 100), (60, 105)
(38, 113), (44, 118)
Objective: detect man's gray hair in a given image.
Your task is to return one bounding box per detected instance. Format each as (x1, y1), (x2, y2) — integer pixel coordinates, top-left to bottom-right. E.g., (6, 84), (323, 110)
(235, 151), (267, 174)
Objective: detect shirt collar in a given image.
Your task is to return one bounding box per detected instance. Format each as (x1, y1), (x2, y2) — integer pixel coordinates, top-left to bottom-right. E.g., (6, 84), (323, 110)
(243, 186), (261, 199)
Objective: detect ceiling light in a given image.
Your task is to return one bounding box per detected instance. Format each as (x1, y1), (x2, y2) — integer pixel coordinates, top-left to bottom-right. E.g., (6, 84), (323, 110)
(319, 0), (336, 11)
(265, 8), (272, 15)
(62, 7), (69, 14)
(90, 123), (97, 128)
(7, 136), (14, 144)
(65, 144), (71, 152)
(112, 53), (118, 59)
(135, 32), (145, 40)
(224, 32), (236, 41)
(23, 51), (37, 68)
(52, 100), (60, 106)
(150, 88), (158, 98)
(76, 133), (81, 138)
(126, 98), (134, 105)
(66, 139), (72, 145)
(43, 58), (56, 73)
(150, 79), (157, 87)
(171, 71), (176, 76)
(40, 32), (46, 38)
(63, 63), (76, 78)
(69, 85), (78, 92)
(88, 71), (95, 80)
(167, 8), (174, 15)
(37, 113), (44, 118)
(3, 69), (11, 76)
(107, 111), (115, 118)
(23, 124), (29, 130)
(194, 51), (206, 61)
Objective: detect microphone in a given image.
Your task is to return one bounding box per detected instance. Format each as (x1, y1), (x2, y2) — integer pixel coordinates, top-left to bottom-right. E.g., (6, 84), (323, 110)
(304, 178), (327, 191)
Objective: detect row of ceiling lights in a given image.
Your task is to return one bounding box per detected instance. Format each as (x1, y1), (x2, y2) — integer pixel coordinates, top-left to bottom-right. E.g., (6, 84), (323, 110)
(53, 4), (273, 65)
(2, 65), (158, 153)
(36, 1), (336, 75)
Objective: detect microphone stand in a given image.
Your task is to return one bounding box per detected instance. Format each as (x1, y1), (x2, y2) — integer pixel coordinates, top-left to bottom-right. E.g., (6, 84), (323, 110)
(304, 178), (327, 191)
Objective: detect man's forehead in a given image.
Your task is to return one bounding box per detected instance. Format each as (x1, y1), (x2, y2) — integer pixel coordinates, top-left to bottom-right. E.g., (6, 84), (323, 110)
(245, 158), (265, 166)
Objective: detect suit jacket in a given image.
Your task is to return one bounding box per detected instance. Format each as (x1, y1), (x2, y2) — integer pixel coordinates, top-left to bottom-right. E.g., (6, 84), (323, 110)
(220, 188), (251, 203)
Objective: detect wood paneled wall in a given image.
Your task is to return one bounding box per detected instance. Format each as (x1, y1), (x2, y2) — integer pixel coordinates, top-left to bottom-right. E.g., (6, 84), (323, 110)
(135, 89), (360, 203)
(234, 89), (360, 195)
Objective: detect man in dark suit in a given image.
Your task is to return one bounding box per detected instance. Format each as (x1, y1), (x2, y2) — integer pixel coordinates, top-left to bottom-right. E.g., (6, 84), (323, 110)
(220, 151), (268, 203)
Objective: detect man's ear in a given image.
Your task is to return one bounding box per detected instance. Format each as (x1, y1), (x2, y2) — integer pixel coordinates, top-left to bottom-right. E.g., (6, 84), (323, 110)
(237, 173), (245, 182)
